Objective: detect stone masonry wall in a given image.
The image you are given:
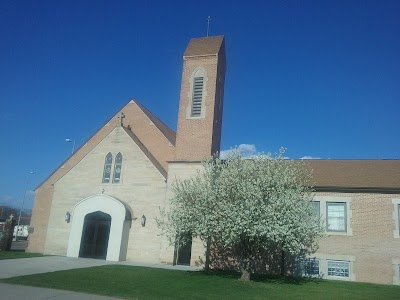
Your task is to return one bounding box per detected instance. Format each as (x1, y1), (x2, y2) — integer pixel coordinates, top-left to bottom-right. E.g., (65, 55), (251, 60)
(43, 126), (167, 263)
(27, 115), (119, 253)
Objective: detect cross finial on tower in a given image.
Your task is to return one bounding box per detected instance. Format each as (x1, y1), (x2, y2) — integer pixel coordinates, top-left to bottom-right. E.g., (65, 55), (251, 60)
(206, 16), (211, 37)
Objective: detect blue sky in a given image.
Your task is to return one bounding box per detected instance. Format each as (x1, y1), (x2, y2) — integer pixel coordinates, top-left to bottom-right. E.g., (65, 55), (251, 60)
(1, 1), (399, 211)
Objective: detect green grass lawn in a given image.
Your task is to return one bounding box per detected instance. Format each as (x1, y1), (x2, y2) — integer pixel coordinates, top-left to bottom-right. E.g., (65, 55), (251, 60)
(1, 265), (399, 300)
(0, 251), (44, 260)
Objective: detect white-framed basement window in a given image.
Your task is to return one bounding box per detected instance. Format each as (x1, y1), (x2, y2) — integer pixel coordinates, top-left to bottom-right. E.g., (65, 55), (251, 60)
(309, 253), (356, 281)
(303, 258), (320, 277)
(327, 260), (350, 278)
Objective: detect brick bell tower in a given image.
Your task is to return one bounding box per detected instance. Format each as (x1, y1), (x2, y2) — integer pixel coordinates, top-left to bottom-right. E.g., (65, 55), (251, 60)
(175, 36), (226, 161)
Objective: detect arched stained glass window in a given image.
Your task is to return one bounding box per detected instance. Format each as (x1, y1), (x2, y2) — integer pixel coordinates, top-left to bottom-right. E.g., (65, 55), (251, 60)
(113, 152), (122, 183)
(102, 153), (112, 183)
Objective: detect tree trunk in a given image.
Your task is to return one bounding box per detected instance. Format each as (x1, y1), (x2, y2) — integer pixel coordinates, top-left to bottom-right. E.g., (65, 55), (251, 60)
(238, 238), (252, 281)
(240, 269), (251, 282)
(205, 236), (211, 271)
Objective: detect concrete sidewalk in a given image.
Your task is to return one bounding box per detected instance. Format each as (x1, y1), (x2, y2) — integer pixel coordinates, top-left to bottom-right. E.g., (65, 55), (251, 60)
(0, 283), (121, 299)
(0, 256), (121, 299)
(0, 256), (114, 279)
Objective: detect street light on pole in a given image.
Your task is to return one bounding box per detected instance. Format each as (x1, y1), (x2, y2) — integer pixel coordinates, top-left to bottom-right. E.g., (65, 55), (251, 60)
(65, 138), (75, 154)
(16, 171), (35, 241)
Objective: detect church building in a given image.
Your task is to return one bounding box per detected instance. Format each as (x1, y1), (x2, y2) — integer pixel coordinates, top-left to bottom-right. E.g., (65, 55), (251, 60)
(27, 36), (400, 285)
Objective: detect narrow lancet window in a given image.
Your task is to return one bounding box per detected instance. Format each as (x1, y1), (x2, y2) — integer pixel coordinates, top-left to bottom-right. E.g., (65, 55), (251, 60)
(102, 153), (112, 183)
(113, 152), (122, 183)
(191, 76), (204, 117)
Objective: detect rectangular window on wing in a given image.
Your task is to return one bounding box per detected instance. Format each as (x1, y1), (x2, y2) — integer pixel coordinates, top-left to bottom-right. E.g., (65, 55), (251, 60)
(327, 202), (346, 232)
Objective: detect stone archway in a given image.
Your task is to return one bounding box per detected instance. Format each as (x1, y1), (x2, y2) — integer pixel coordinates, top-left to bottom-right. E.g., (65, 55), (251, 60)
(67, 194), (132, 261)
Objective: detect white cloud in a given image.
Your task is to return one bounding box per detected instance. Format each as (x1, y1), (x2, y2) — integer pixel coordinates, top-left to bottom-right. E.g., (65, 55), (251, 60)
(237, 144), (257, 157)
(220, 144), (258, 159)
(300, 156), (321, 160)
(220, 145), (296, 160)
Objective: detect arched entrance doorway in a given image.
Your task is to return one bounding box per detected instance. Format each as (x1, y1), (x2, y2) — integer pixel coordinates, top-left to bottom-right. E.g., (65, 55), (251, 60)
(67, 194), (132, 261)
(79, 211), (111, 259)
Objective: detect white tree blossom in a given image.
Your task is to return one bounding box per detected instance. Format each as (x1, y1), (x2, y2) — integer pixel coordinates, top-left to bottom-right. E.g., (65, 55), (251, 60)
(157, 148), (323, 281)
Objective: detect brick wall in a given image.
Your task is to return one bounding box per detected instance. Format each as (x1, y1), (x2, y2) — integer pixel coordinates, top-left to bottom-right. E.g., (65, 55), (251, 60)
(175, 51), (226, 161)
(315, 192), (400, 284)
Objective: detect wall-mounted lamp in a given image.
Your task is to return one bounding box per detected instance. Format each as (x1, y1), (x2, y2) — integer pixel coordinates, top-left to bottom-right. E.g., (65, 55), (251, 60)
(141, 215), (146, 227)
(65, 212), (71, 223)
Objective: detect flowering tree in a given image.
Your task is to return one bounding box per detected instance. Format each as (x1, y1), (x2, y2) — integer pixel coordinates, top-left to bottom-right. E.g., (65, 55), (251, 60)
(158, 148), (323, 281)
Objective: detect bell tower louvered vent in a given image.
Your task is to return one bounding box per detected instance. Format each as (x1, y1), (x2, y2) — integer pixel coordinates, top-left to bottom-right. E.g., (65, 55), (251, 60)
(191, 77), (204, 117)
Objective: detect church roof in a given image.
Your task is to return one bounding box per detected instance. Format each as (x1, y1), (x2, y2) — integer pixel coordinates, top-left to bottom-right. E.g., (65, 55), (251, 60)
(308, 159), (400, 192)
(135, 101), (176, 145)
(122, 127), (168, 178)
(121, 100), (176, 173)
(183, 36), (225, 57)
